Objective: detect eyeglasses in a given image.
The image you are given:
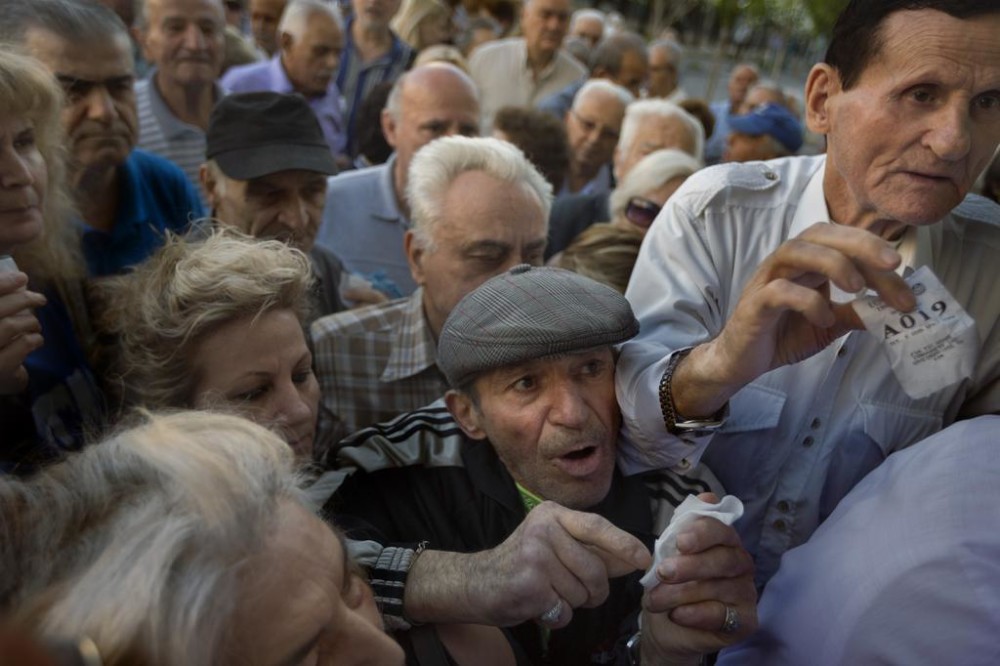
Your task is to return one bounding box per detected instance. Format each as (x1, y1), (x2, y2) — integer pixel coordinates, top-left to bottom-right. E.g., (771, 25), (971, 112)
(624, 197), (662, 229)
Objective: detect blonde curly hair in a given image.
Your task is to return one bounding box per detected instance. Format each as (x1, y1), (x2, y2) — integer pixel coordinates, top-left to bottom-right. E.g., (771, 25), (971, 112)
(101, 229), (315, 410)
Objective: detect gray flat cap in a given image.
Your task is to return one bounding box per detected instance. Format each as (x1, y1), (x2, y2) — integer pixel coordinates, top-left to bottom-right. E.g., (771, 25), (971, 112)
(437, 264), (639, 388)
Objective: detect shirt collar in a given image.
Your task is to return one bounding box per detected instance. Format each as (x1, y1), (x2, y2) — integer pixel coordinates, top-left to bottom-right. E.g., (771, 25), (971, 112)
(374, 153), (409, 224)
(521, 39), (560, 81)
(266, 55), (296, 93)
(789, 155), (830, 239)
(146, 67), (222, 140)
(380, 287), (438, 381)
(74, 151), (147, 235)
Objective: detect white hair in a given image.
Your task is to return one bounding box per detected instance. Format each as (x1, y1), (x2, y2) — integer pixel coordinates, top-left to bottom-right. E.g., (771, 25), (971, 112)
(0, 411), (308, 665)
(609, 148), (701, 219)
(406, 136), (552, 249)
(572, 78), (635, 112)
(570, 8), (605, 30)
(617, 99), (704, 161)
(278, 0), (342, 37)
(649, 38), (683, 64)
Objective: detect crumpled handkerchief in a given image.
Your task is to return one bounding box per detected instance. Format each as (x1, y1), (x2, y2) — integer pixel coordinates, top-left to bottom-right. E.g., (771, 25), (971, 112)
(639, 494), (744, 589)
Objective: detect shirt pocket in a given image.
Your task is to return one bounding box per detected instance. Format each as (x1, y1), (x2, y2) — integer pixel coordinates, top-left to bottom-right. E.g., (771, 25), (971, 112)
(719, 383), (786, 434)
(857, 401), (943, 458)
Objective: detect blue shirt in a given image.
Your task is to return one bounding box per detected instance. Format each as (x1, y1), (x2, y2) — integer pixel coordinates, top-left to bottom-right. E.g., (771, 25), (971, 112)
(79, 149), (203, 277)
(315, 154), (413, 297)
(704, 99), (733, 165)
(719, 416), (1000, 665)
(221, 55), (348, 157)
(336, 17), (412, 157)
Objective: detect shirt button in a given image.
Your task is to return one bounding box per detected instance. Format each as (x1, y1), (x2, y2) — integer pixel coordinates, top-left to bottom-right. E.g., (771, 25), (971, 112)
(677, 458), (691, 470)
(777, 500), (791, 512)
(763, 171), (777, 180)
(803, 436), (814, 448)
(810, 418), (821, 430)
(773, 519), (787, 531)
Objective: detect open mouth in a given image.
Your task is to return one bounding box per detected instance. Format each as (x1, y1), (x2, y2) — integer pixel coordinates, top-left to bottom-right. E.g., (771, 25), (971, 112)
(562, 446), (596, 461)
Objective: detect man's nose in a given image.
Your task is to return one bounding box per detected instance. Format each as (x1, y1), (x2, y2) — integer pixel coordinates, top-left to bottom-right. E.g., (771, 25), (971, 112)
(182, 23), (207, 50)
(925, 102), (972, 163)
(548, 381), (588, 429)
(85, 86), (117, 123)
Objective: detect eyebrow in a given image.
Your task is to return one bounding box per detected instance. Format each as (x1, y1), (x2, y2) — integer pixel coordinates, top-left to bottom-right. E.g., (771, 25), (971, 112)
(54, 73), (134, 88)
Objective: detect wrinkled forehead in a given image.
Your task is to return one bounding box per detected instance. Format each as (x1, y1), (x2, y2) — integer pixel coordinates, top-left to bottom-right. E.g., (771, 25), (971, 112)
(474, 346), (617, 390)
(25, 26), (134, 76)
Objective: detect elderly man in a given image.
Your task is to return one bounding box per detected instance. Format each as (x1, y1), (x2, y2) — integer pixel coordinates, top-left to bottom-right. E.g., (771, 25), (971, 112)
(536, 31), (648, 119)
(704, 62), (759, 164)
(6, 0), (203, 276)
(568, 8), (605, 47)
(249, 0), (287, 55)
(325, 264), (757, 664)
(617, 0), (1000, 589)
(469, 0), (587, 130)
(546, 99), (704, 257)
(134, 0), (226, 201)
(200, 92), (351, 316)
(222, 0), (347, 161)
(311, 136), (548, 438)
(561, 80), (634, 196)
(337, 0), (412, 157)
(314, 63), (479, 298)
(723, 103), (803, 163)
(647, 38), (686, 102)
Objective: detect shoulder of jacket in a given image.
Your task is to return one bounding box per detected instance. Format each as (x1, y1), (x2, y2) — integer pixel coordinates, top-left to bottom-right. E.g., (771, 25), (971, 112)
(676, 156), (822, 217)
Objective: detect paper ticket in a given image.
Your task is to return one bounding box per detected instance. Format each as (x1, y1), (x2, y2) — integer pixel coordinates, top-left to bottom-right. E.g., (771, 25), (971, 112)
(852, 266), (977, 399)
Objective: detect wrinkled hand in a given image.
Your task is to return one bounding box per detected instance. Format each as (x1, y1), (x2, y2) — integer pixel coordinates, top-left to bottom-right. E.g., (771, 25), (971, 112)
(640, 494), (757, 664)
(676, 223), (915, 417)
(0, 271), (45, 395)
(472, 501), (651, 628)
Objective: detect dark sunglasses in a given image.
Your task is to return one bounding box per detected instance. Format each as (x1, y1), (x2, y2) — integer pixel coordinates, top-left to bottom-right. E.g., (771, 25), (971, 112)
(624, 197), (662, 229)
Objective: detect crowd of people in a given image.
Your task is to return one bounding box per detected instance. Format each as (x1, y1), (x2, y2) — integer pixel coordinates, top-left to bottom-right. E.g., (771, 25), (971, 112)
(1, 0), (998, 663)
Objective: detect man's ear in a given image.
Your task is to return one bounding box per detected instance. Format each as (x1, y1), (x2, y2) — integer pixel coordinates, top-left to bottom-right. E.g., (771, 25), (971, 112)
(403, 229), (426, 286)
(381, 108), (398, 149)
(199, 164), (219, 209)
(804, 63), (840, 135)
(279, 31), (293, 54)
(445, 389), (487, 440)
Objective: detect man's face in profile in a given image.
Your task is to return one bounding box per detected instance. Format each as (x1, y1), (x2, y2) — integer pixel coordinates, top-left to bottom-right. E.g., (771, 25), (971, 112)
(814, 9), (1000, 227)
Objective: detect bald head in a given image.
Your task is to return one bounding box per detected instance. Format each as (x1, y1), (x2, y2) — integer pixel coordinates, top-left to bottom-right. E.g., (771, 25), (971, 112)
(381, 64), (481, 211)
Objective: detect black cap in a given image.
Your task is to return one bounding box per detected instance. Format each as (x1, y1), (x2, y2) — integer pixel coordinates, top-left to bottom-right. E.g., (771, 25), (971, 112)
(206, 92), (338, 180)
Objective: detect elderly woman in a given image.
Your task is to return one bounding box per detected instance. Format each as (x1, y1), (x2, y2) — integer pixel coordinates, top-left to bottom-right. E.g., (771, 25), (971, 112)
(607, 148), (702, 234)
(0, 410), (404, 665)
(101, 229), (322, 460)
(0, 49), (102, 471)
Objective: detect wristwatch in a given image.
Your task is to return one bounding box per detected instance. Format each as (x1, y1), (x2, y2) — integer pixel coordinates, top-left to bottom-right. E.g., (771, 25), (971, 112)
(659, 348), (727, 434)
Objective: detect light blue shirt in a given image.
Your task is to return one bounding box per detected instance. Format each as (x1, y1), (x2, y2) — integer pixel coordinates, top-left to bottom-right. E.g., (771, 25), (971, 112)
(220, 55), (347, 157)
(616, 155), (1000, 587)
(718, 416), (1000, 666)
(315, 154), (414, 297)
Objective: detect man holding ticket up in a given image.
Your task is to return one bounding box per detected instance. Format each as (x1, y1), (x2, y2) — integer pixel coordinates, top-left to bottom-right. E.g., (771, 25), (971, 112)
(616, 0), (1000, 588)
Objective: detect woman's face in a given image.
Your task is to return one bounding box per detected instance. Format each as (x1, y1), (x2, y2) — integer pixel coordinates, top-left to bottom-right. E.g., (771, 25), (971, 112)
(189, 309), (319, 459)
(232, 502), (404, 665)
(417, 10), (453, 49)
(0, 114), (47, 255)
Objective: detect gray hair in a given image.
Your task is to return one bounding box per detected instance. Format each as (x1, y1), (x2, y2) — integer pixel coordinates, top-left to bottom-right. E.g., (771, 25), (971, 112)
(609, 148), (701, 219)
(649, 38), (683, 65)
(591, 31), (647, 76)
(617, 99), (704, 161)
(279, 0), (343, 37)
(0, 410), (307, 665)
(570, 8), (605, 31)
(572, 78), (635, 112)
(406, 136), (552, 249)
(0, 0), (130, 48)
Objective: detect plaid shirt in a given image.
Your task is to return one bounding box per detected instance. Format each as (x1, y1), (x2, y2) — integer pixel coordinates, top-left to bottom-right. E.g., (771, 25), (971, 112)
(311, 289), (449, 444)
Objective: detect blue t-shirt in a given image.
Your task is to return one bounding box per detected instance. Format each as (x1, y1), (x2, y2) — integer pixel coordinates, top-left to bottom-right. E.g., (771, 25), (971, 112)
(80, 149), (204, 276)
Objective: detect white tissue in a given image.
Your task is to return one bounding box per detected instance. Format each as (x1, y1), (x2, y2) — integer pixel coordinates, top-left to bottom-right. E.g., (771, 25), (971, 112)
(640, 494), (744, 590)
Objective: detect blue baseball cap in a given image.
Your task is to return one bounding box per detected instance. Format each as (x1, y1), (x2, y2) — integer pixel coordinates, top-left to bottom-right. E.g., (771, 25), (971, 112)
(729, 103), (803, 153)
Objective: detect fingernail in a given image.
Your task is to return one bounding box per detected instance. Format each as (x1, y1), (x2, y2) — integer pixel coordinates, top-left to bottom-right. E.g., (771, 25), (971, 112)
(677, 533), (695, 552)
(879, 248), (899, 265)
(848, 274), (864, 292)
(657, 561), (676, 582)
